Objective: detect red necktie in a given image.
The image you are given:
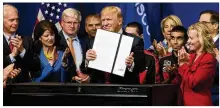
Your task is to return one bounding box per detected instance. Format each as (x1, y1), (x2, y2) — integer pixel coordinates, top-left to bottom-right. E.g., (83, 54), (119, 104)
(9, 38), (14, 51)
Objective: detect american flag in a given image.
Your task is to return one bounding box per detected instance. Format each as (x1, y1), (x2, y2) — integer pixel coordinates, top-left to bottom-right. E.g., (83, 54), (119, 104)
(36, 3), (69, 32)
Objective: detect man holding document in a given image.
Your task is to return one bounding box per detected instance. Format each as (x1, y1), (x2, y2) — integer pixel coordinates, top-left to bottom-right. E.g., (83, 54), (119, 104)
(86, 6), (145, 84)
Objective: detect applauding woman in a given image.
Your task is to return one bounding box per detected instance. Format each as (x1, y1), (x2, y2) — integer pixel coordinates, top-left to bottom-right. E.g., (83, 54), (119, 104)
(30, 20), (69, 82)
(178, 22), (217, 106)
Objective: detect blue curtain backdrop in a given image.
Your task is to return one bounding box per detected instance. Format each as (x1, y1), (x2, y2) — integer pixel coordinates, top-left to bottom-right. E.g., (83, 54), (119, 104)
(5, 3), (219, 49)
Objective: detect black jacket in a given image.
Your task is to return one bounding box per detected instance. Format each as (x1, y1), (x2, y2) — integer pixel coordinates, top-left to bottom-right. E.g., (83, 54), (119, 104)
(3, 34), (33, 83)
(87, 30), (145, 84)
(57, 31), (88, 82)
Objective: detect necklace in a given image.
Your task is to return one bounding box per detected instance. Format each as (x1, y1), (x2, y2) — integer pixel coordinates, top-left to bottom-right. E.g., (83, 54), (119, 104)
(44, 52), (53, 60)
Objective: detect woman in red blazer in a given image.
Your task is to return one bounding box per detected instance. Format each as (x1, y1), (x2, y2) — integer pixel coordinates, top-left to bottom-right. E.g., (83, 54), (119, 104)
(178, 22), (217, 106)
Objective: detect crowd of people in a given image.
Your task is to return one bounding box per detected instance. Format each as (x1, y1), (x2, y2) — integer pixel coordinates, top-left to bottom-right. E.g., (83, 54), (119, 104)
(3, 4), (219, 106)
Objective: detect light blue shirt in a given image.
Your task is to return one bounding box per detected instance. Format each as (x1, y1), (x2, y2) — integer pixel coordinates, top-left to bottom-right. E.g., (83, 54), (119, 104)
(62, 31), (83, 71)
(213, 34), (219, 43)
(3, 32), (26, 63)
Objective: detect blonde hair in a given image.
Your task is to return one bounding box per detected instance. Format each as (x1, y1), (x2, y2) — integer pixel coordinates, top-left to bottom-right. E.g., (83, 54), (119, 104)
(188, 22), (216, 57)
(161, 15), (182, 32)
(61, 8), (81, 22)
(3, 4), (18, 17)
(101, 6), (123, 22)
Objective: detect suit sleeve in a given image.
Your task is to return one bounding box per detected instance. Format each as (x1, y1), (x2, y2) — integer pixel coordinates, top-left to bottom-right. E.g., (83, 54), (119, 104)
(3, 55), (13, 68)
(178, 57), (216, 89)
(145, 55), (158, 84)
(132, 38), (145, 74)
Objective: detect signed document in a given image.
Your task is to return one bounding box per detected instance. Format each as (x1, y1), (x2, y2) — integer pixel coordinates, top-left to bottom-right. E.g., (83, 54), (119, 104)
(88, 29), (134, 77)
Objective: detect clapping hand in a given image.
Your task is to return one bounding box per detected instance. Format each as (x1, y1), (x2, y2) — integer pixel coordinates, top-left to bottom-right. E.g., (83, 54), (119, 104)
(164, 64), (178, 75)
(62, 48), (70, 67)
(153, 39), (167, 57)
(178, 46), (190, 66)
(11, 35), (24, 53)
(72, 70), (90, 83)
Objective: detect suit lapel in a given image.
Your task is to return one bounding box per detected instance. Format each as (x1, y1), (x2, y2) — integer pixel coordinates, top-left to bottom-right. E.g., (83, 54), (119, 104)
(215, 38), (219, 49)
(3, 36), (11, 54)
(59, 31), (68, 49)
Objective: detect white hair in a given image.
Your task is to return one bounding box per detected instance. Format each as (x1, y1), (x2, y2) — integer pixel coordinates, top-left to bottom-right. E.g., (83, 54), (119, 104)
(61, 8), (81, 22)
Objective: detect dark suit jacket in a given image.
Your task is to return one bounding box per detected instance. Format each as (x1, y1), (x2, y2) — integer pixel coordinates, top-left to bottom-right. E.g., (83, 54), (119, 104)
(84, 35), (105, 83)
(212, 36), (219, 106)
(3, 35), (33, 83)
(178, 52), (216, 105)
(84, 30), (145, 84)
(88, 30), (145, 84)
(143, 50), (159, 84)
(159, 51), (181, 84)
(85, 35), (95, 49)
(213, 38), (219, 85)
(57, 31), (88, 82)
(113, 34), (145, 84)
(214, 38), (219, 50)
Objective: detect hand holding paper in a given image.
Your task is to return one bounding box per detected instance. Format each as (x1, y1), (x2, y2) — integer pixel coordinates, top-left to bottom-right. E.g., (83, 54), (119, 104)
(125, 52), (134, 67)
(88, 29), (134, 77)
(86, 49), (97, 61)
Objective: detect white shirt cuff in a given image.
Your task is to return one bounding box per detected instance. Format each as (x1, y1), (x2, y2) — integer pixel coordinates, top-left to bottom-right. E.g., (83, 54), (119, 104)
(19, 48), (26, 58)
(9, 54), (16, 63)
(128, 62), (135, 72)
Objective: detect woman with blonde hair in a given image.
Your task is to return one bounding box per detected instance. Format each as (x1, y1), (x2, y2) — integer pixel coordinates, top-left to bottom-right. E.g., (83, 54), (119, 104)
(150, 15), (183, 58)
(178, 22), (216, 106)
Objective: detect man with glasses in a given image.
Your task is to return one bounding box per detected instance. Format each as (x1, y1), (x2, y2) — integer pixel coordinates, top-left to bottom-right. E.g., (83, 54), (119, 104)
(199, 10), (219, 49)
(199, 10), (219, 106)
(58, 8), (89, 83)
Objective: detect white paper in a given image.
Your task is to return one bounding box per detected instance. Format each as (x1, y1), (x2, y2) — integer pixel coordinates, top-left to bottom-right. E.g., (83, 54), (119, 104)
(88, 29), (120, 73)
(88, 29), (134, 77)
(112, 35), (134, 77)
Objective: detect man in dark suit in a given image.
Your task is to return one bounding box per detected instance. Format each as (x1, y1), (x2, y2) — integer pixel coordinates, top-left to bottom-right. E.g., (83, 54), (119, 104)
(85, 13), (102, 49)
(199, 10), (219, 49)
(125, 21), (144, 38)
(58, 8), (89, 83)
(199, 10), (219, 106)
(125, 21), (158, 84)
(3, 4), (33, 83)
(86, 6), (145, 84)
(84, 13), (106, 83)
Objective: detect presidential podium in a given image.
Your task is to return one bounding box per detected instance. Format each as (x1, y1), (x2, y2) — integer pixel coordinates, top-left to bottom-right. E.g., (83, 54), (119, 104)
(4, 83), (178, 106)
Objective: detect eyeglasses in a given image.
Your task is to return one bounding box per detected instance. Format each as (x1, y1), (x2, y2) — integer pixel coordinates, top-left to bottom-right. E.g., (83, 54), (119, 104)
(199, 21), (216, 24)
(63, 20), (79, 25)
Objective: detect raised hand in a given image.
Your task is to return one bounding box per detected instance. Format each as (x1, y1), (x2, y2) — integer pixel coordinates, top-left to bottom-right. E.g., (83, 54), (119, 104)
(3, 64), (14, 81)
(125, 52), (134, 67)
(164, 64), (178, 75)
(157, 42), (167, 57)
(72, 69), (90, 83)
(10, 38), (19, 57)
(178, 46), (190, 66)
(152, 39), (158, 50)
(62, 48), (70, 67)
(11, 35), (24, 53)
(9, 68), (21, 79)
(86, 49), (97, 61)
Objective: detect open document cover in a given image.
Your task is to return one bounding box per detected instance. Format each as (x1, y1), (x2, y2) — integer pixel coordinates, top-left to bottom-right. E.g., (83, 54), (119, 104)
(88, 29), (134, 77)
